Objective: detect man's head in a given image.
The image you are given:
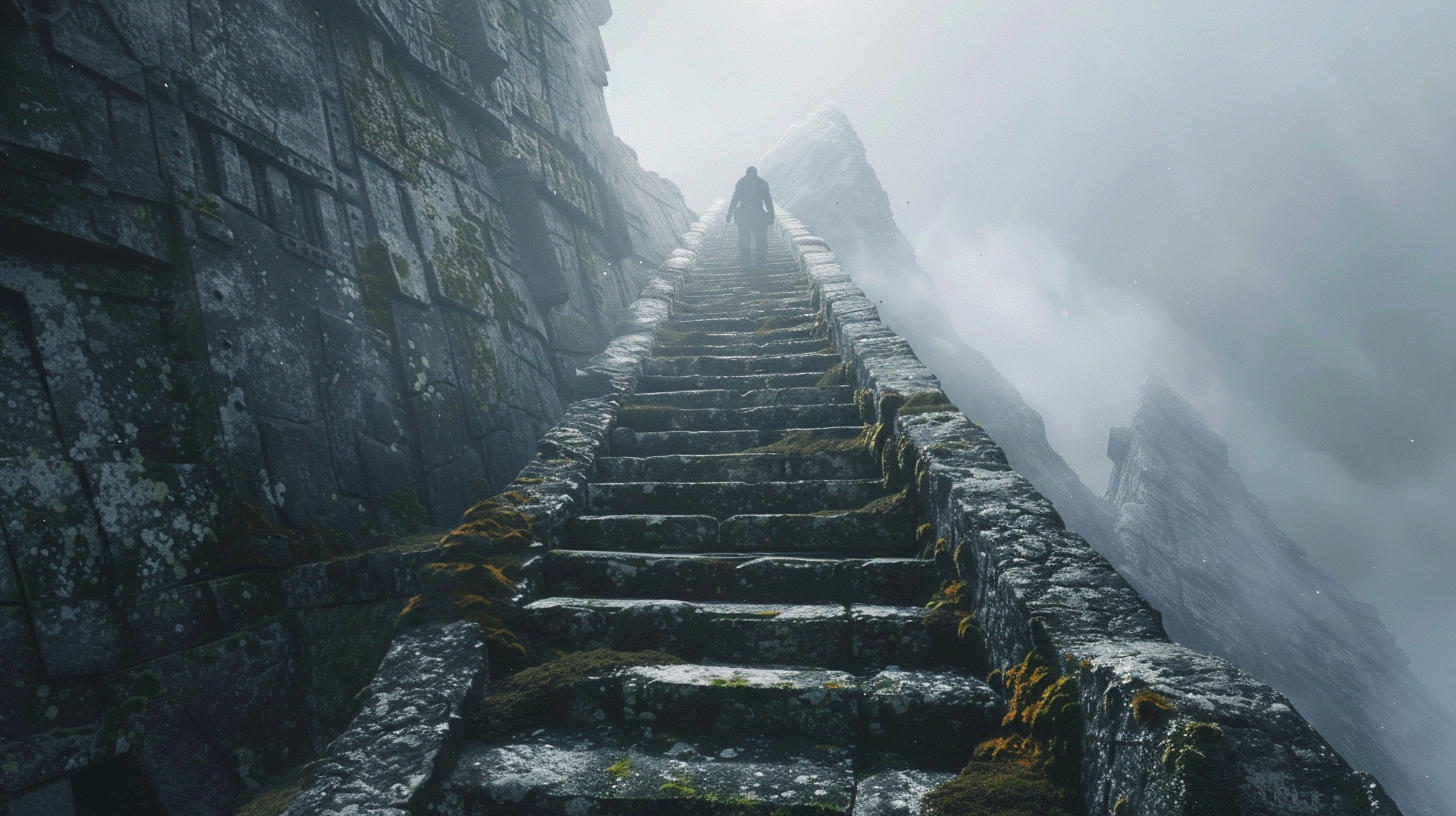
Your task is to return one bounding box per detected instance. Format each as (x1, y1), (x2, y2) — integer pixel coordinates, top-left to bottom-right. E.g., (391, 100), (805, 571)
(745, 166), (757, 176)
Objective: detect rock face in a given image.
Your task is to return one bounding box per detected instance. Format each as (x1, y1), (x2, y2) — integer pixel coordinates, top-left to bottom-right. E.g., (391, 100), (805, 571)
(757, 102), (1122, 560)
(0, 0), (690, 810)
(1104, 378), (1456, 816)
(760, 104), (1454, 815)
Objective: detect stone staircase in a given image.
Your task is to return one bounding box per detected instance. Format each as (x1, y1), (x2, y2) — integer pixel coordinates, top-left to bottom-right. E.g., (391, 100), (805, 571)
(430, 228), (1004, 814)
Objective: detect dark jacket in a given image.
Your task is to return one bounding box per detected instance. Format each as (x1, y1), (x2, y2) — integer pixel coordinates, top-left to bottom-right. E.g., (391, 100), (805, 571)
(729, 174), (775, 226)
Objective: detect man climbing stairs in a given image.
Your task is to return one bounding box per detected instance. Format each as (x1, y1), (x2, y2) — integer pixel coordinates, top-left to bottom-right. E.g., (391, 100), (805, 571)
(428, 224), (1007, 814)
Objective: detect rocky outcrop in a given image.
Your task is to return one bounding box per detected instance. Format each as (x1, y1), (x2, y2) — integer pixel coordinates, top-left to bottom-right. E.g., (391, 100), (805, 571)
(761, 103), (1454, 816)
(0, 0), (690, 810)
(758, 102), (1121, 566)
(1104, 378), (1456, 816)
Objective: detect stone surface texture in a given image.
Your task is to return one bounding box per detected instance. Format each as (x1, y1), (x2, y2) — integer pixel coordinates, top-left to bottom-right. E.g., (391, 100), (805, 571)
(0, 0), (690, 809)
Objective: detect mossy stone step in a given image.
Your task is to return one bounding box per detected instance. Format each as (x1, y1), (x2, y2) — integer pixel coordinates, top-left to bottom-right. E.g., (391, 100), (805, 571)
(645, 352), (838, 377)
(437, 735), (854, 815)
(565, 512), (918, 557)
(657, 338), (832, 356)
(626, 386), (852, 410)
(633, 373), (830, 394)
(610, 425), (863, 457)
(659, 317), (791, 333)
(543, 550), (937, 605)
(585, 478), (887, 517)
(518, 599), (932, 669)
(597, 451), (877, 483)
(615, 404), (859, 434)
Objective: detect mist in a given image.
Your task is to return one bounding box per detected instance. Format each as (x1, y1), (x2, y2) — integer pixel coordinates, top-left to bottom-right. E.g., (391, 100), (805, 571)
(600, 1), (1456, 725)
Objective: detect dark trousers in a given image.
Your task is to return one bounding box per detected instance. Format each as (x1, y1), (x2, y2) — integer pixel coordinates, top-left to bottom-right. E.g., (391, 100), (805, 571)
(737, 220), (768, 267)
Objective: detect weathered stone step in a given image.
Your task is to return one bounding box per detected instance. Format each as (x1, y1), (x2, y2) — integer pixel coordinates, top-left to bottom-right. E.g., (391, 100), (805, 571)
(644, 353), (840, 377)
(626, 386), (852, 410)
(634, 372), (830, 394)
(614, 404), (859, 433)
(544, 551), (936, 605)
(566, 512), (917, 555)
(519, 599), (931, 669)
(662, 316), (813, 333)
(611, 425), (863, 456)
(613, 665), (1003, 762)
(663, 327), (818, 344)
(676, 291), (808, 307)
(586, 479), (886, 517)
(597, 451), (876, 483)
(676, 305), (811, 322)
(437, 735), (854, 815)
(656, 338), (832, 356)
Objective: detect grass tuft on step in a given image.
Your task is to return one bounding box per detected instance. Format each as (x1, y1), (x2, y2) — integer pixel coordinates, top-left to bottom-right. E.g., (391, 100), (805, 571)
(467, 649), (684, 739)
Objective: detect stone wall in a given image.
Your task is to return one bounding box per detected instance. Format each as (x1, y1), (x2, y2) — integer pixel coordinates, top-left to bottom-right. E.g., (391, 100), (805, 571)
(0, 0), (691, 812)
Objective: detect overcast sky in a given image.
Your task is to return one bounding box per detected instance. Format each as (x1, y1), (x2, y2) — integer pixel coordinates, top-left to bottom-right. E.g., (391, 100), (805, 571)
(599, 1), (1456, 715)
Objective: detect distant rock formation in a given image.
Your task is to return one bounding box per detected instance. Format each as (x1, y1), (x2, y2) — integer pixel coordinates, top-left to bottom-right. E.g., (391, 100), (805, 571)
(761, 103), (1456, 816)
(1105, 378), (1456, 816)
(758, 102), (1121, 571)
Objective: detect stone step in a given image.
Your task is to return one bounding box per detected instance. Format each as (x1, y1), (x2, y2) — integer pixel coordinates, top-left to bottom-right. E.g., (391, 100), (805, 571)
(660, 326), (818, 344)
(610, 425), (863, 456)
(612, 665), (1003, 762)
(596, 451), (876, 483)
(518, 599), (932, 669)
(662, 316), (814, 334)
(718, 513), (917, 554)
(634, 372), (830, 393)
(676, 293), (809, 308)
(645, 353), (840, 377)
(585, 479), (886, 517)
(675, 305), (811, 321)
(544, 551), (937, 605)
(656, 338), (832, 357)
(565, 513), (918, 556)
(437, 734), (855, 815)
(615, 404), (859, 433)
(626, 386), (852, 410)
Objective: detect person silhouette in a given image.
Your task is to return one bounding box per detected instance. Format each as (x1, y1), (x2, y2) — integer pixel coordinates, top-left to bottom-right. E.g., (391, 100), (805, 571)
(726, 166), (775, 268)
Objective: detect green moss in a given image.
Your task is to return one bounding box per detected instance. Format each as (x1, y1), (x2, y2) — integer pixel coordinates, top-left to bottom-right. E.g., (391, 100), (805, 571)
(1131, 689), (1175, 722)
(744, 427), (874, 457)
(898, 390), (957, 417)
(756, 315), (810, 335)
(232, 765), (311, 816)
(709, 675), (751, 688)
(975, 653), (1082, 792)
(467, 649), (684, 738)
(399, 492), (537, 676)
(659, 773), (698, 797)
(815, 363), (848, 387)
(1160, 720), (1222, 778)
(606, 754), (633, 780)
(849, 487), (914, 516)
(924, 761), (1071, 816)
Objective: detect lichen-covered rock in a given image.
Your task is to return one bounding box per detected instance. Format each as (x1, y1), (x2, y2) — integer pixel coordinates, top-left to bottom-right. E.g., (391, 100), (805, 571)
(285, 621), (486, 816)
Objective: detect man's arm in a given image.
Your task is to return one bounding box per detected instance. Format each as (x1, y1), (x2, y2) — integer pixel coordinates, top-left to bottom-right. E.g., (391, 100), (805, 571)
(727, 178), (743, 223)
(763, 182), (775, 223)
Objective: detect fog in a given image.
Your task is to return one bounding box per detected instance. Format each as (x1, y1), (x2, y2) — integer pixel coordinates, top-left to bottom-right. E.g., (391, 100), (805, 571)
(599, 1), (1456, 720)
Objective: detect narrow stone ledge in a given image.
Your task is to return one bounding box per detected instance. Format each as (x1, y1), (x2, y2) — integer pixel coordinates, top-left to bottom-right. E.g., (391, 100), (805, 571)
(284, 620), (486, 816)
